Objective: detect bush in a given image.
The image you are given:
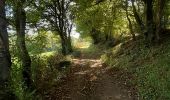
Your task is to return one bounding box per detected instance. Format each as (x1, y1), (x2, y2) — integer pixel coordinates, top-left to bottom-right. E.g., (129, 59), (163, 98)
(47, 53), (70, 70)
(31, 53), (72, 99)
(10, 60), (38, 100)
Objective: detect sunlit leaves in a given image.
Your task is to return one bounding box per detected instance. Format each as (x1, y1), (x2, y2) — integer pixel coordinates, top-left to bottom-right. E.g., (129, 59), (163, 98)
(73, 0), (128, 38)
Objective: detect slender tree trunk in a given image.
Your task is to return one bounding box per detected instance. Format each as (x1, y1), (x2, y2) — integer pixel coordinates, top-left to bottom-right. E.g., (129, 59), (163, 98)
(131, 0), (145, 32)
(60, 33), (72, 55)
(126, 0), (136, 40)
(15, 6), (32, 89)
(155, 0), (166, 41)
(67, 32), (73, 53)
(91, 28), (100, 44)
(105, 33), (109, 41)
(0, 0), (13, 99)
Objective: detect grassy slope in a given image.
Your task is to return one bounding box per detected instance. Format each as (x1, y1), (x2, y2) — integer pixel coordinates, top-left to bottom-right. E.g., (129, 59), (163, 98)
(103, 37), (170, 100)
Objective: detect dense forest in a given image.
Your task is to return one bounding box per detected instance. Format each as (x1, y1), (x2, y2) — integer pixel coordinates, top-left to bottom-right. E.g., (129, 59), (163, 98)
(0, 0), (170, 100)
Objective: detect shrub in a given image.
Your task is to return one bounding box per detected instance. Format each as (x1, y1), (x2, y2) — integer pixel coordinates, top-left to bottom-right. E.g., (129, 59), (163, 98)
(31, 53), (72, 99)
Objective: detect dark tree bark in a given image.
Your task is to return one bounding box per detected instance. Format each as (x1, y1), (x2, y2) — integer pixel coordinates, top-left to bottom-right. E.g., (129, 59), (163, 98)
(42, 0), (73, 55)
(91, 28), (101, 44)
(155, 0), (166, 41)
(14, 2), (32, 89)
(67, 24), (73, 53)
(144, 0), (154, 43)
(105, 31), (112, 41)
(0, 0), (13, 99)
(126, 0), (136, 40)
(131, 0), (145, 32)
(60, 32), (73, 55)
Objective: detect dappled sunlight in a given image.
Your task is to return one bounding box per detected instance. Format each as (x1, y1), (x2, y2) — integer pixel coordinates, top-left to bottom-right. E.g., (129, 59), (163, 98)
(74, 41), (91, 49)
(72, 58), (103, 68)
(91, 61), (103, 68)
(112, 43), (123, 54)
(40, 51), (55, 57)
(89, 74), (98, 81)
(78, 44), (91, 49)
(67, 53), (134, 100)
(5, 0), (170, 99)
(72, 58), (104, 84)
(74, 70), (91, 75)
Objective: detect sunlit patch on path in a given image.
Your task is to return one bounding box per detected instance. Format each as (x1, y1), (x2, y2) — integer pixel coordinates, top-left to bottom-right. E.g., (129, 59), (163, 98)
(72, 58), (103, 68)
(60, 57), (135, 100)
(47, 55), (137, 100)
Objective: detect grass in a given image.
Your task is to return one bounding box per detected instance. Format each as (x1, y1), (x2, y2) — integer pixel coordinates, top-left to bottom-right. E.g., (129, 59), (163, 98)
(10, 51), (65, 100)
(40, 51), (56, 57)
(10, 63), (38, 100)
(102, 37), (170, 100)
(10, 35), (170, 99)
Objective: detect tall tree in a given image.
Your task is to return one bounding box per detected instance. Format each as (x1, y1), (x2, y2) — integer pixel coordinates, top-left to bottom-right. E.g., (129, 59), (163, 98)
(131, 0), (145, 32)
(142, 0), (166, 42)
(144, 0), (154, 43)
(74, 0), (123, 44)
(125, 0), (136, 40)
(39, 0), (73, 55)
(0, 0), (12, 99)
(155, 0), (166, 41)
(13, 0), (32, 89)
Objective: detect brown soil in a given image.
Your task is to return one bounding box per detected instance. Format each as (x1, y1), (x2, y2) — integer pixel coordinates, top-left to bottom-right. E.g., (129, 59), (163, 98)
(43, 54), (138, 100)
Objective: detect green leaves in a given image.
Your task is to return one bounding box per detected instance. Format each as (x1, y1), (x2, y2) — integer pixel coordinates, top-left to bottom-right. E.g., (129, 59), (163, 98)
(26, 10), (41, 24)
(73, 0), (128, 41)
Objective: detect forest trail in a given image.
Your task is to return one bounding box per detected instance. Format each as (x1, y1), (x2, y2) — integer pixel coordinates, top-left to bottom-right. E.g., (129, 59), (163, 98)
(49, 52), (137, 100)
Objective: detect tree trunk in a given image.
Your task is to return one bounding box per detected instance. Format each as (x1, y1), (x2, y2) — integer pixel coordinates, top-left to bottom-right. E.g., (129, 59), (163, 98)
(126, 0), (136, 40)
(155, 0), (166, 41)
(91, 28), (100, 44)
(0, 0), (13, 99)
(105, 33), (109, 41)
(61, 33), (72, 55)
(145, 0), (154, 43)
(67, 32), (73, 53)
(15, 6), (32, 89)
(131, 0), (145, 32)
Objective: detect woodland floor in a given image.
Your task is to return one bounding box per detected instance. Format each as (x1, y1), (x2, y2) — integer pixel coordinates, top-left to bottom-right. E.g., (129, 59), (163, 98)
(45, 51), (138, 100)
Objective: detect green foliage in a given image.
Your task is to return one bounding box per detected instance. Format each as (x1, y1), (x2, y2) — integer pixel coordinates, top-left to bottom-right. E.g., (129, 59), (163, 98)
(9, 30), (61, 99)
(47, 53), (69, 69)
(26, 7), (42, 24)
(136, 42), (170, 99)
(26, 31), (60, 55)
(31, 53), (71, 98)
(103, 38), (170, 99)
(10, 60), (38, 100)
(10, 51), (71, 99)
(74, 43), (108, 59)
(73, 0), (129, 43)
(5, 0), (170, 99)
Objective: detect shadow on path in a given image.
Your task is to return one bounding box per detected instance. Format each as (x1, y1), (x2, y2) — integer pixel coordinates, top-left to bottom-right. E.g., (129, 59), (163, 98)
(45, 52), (137, 100)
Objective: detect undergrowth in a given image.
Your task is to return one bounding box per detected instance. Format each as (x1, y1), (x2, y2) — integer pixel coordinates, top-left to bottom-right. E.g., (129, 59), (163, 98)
(102, 38), (170, 100)
(10, 61), (37, 100)
(10, 52), (72, 100)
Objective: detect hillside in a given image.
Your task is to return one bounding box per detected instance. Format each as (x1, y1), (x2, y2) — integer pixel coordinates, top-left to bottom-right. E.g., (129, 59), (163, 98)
(102, 34), (170, 99)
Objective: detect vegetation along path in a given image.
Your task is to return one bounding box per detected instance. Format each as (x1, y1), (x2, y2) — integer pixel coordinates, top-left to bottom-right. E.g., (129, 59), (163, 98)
(47, 52), (138, 100)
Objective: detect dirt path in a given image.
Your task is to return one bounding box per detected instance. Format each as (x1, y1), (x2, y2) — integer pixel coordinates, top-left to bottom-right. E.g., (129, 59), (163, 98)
(48, 56), (137, 100)
(70, 58), (135, 100)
